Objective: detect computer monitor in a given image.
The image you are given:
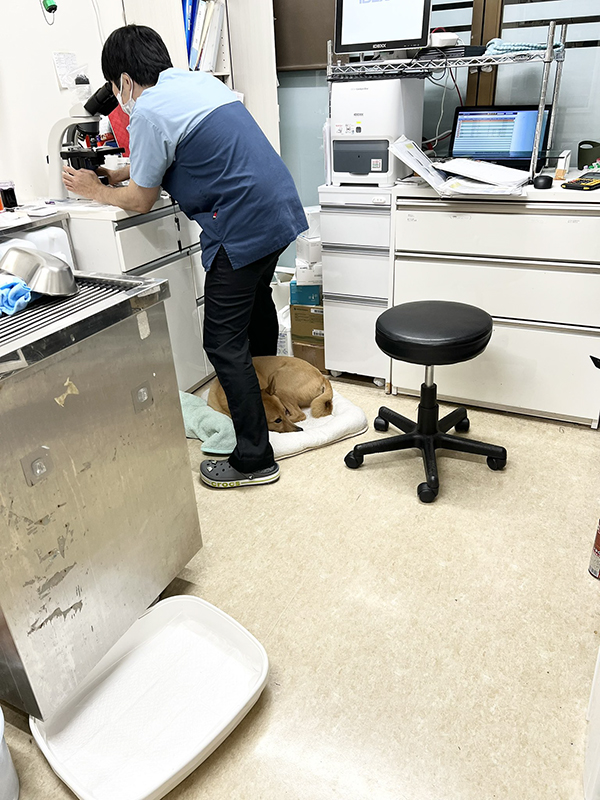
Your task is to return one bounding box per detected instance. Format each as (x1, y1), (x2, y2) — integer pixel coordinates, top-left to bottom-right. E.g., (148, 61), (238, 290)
(449, 105), (552, 170)
(334, 0), (431, 55)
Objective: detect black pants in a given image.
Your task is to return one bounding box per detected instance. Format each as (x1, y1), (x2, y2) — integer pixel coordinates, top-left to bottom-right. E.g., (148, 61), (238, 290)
(204, 246), (284, 473)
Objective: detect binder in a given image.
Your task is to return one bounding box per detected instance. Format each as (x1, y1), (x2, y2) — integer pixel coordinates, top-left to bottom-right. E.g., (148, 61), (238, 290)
(183, 0), (197, 55)
(189, 0), (210, 71)
(199, 0), (224, 73)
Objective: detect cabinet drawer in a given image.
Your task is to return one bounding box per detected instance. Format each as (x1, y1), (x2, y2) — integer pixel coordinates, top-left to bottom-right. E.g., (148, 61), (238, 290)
(321, 208), (390, 249)
(394, 255), (600, 327)
(176, 213), (202, 251)
(147, 257), (206, 391)
(116, 215), (180, 272)
(324, 298), (390, 379)
(392, 321), (600, 424)
(323, 248), (389, 301)
(395, 203), (600, 264)
(191, 249), (205, 300)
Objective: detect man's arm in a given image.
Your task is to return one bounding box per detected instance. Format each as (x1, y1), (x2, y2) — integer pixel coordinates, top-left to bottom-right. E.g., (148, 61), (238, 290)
(96, 165), (131, 185)
(62, 166), (160, 214)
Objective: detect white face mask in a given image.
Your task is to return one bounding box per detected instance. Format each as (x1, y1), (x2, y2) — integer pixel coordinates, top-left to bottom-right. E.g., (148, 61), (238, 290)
(117, 74), (136, 116)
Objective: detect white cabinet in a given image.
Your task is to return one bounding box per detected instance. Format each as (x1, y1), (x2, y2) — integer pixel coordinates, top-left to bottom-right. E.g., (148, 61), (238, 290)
(321, 207), (390, 250)
(323, 297), (389, 380)
(115, 210), (181, 272)
(396, 253), (600, 329)
(396, 200), (600, 264)
(392, 320), (600, 423)
(322, 247), (389, 301)
(393, 188), (600, 426)
(319, 185), (392, 380)
(148, 256), (212, 392)
(69, 203), (212, 392)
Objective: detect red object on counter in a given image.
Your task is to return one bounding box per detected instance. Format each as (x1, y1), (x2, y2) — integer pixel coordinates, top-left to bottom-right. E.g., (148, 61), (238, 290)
(108, 106), (130, 157)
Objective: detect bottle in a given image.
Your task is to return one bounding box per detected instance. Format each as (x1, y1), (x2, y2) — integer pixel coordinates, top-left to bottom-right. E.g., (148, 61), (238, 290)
(589, 519), (600, 579)
(0, 181), (17, 209)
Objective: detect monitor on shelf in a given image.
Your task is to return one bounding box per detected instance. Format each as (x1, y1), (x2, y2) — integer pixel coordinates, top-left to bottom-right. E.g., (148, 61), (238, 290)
(449, 105), (552, 171)
(334, 0), (431, 55)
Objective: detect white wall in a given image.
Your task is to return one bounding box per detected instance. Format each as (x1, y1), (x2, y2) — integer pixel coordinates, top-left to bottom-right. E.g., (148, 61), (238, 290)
(0, 0), (126, 201)
(123, 0), (188, 71)
(0, 0), (188, 203)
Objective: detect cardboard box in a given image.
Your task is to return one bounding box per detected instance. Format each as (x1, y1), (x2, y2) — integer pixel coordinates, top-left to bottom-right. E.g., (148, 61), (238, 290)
(302, 206), (321, 239)
(289, 280), (321, 306)
(296, 234), (322, 264)
(291, 304), (324, 345)
(295, 258), (323, 286)
(292, 341), (325, 372)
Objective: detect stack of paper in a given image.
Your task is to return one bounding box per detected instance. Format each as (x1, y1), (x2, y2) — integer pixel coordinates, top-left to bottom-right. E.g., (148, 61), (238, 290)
(189, 0), (224, 73)
(390, 136), (530, 197)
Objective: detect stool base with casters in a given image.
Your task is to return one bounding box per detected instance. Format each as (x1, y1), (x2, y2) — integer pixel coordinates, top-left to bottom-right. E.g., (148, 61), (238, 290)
(345, 366), (507, 503)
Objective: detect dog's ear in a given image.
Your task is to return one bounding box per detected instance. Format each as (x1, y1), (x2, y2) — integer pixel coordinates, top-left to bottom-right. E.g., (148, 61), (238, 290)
(265, 376), (277, 396)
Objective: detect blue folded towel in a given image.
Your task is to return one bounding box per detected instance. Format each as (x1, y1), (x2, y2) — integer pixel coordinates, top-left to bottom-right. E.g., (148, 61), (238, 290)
(179, 391), (237, 454)
(0, 275), (32, 316)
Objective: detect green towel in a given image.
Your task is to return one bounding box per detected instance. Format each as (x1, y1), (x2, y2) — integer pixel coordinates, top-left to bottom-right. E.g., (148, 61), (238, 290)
(179, 391), (236, 455)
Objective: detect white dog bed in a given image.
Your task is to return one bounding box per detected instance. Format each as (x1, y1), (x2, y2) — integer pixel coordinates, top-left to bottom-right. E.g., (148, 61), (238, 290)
(199, 388), (368, 460)
(270, 390), (368, 460)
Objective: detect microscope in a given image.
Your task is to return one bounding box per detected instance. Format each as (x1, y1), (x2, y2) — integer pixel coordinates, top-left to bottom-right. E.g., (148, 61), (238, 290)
(47, 82), (125, 199)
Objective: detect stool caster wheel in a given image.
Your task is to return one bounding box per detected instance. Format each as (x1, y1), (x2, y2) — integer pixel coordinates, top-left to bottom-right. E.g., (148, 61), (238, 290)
(455, 417), (470, 433)
(345, 451), (364, 469)
(487, 456), (506, 471)
(374, 416), (389, 432)
(417, 482), (438, 503)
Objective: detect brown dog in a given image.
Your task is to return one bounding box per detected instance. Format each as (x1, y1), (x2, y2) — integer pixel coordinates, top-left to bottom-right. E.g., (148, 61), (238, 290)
(208, 356), (334, 433)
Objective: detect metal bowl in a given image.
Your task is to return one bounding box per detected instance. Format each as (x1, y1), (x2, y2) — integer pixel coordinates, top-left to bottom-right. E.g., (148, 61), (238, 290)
(0, 247), (78, 297)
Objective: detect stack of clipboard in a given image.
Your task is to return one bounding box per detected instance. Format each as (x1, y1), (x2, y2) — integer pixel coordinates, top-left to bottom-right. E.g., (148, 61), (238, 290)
(184, 0), (225, 73)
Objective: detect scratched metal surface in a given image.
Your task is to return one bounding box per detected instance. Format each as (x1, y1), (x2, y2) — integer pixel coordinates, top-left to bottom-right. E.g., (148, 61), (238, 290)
(0, 303), (202, 719)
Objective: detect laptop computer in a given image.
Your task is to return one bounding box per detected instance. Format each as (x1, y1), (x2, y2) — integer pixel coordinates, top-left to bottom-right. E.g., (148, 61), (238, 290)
(448, 105), (551, 171)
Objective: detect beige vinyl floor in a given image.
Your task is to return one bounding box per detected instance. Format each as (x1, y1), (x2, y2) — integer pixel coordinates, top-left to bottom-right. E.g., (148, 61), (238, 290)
(4, 379), (600, 800)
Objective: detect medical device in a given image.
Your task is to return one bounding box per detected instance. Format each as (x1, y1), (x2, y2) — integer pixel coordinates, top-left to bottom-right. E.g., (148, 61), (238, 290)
(334, 0), (431, 54)
(330, 78), (424, 187)
(47, 82), (123, 199)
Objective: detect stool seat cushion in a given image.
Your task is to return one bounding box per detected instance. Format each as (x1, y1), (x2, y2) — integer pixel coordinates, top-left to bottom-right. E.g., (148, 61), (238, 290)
(376, 301), (493, 366)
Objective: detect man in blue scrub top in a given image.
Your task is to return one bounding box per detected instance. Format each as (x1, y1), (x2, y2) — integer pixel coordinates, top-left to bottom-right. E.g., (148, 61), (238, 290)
(64, 25), (307, 489)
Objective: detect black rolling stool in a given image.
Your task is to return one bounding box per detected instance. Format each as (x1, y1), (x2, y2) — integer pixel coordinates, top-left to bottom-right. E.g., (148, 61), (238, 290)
(344, 301), (507, 503)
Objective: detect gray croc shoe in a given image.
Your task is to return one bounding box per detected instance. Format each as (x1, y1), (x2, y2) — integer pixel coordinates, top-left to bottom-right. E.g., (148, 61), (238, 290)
(200, 459), (280, 488)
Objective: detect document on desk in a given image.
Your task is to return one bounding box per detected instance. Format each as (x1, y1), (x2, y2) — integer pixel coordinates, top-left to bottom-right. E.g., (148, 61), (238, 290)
(390, 137), (447, 192)
(440, 158), (530, 188)
(390, 136), (527, 197)
(439, 177), (526, 197)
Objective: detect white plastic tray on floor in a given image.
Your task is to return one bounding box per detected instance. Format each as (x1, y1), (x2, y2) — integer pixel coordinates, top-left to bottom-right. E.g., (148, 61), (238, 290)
(30, 596), (269, 800)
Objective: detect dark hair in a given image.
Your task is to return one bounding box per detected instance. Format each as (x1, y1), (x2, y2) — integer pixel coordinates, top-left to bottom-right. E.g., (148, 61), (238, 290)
(102, 25), (173, 87)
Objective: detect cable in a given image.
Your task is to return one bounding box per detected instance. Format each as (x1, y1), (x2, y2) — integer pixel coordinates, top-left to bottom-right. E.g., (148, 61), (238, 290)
(449, 69), (464, 106)
(430, 69), (450, 155)
(422, 130), (452, 146)
(90, 0), (105, 43)
(121, 0), (127, 23)
(39, 0), (56, 25)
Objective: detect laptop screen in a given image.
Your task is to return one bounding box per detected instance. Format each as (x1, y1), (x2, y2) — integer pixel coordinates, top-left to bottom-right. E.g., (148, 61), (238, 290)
(450, 106), (551, 164)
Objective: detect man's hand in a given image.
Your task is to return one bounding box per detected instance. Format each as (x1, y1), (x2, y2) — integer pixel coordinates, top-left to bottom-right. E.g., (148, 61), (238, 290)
(62, 167), (102, 200)
(62, 165), (159, 213)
